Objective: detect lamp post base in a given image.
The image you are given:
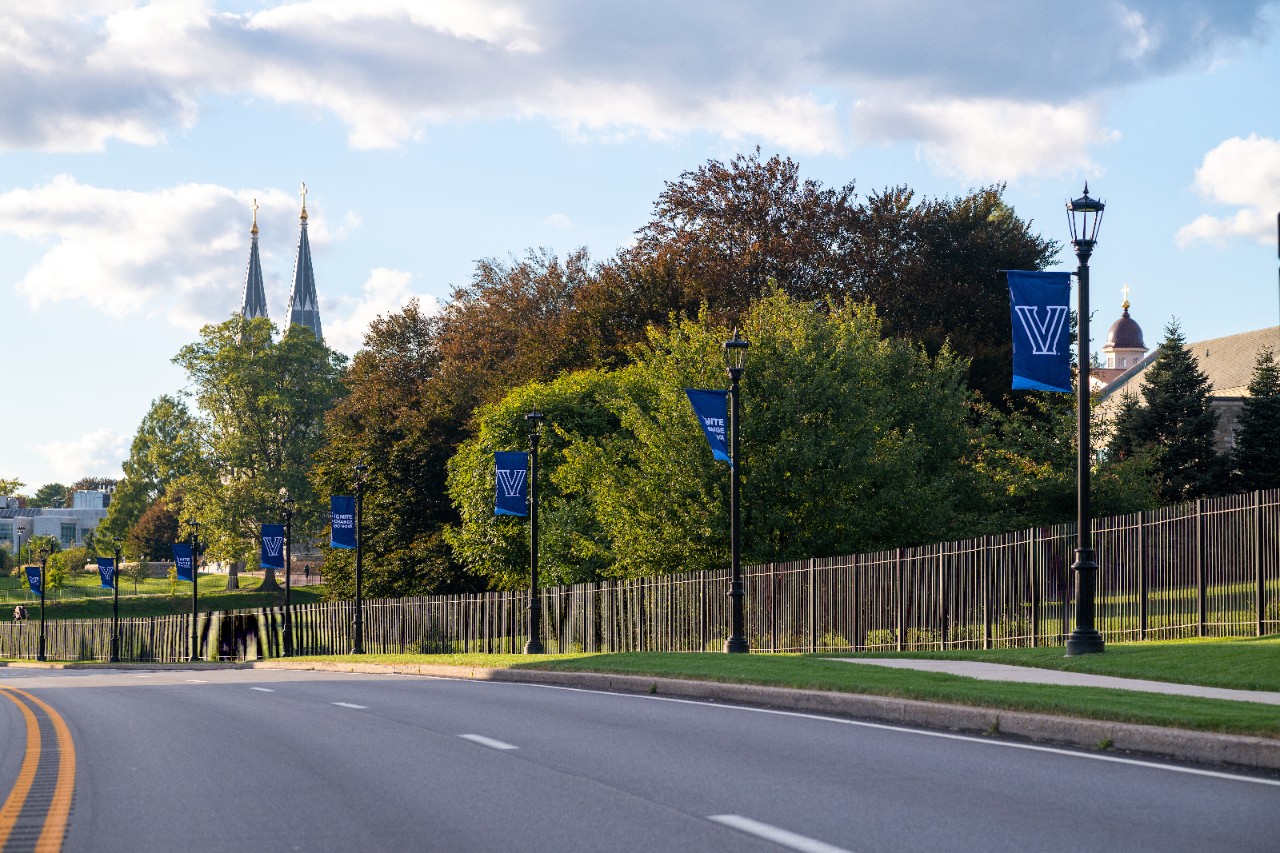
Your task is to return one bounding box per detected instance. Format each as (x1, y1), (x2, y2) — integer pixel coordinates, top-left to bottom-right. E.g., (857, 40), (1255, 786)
(1065, 629), (1105, 656)
(723, 637), (749, 654)
(523, 640), (545, 654)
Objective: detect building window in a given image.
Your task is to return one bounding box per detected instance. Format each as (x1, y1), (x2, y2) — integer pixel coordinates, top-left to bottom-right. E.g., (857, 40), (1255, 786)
(60, 523), (76, 547)
(1120, 357), (1127, 367)
(0, 521), (12, 553)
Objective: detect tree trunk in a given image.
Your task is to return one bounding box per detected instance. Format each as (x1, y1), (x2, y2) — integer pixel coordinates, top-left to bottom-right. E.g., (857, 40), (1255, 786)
(225, 561), (240, 590)
(257, 566), (282, 593)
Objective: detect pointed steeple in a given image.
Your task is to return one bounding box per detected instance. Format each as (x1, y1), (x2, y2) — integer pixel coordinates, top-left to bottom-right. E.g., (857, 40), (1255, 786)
(240, 198), (269, 321)
(287, 182), (323, 340)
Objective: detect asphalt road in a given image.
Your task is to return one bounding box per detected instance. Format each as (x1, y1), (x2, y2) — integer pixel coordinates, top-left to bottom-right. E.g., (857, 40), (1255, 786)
(2, 667), (1278, 852)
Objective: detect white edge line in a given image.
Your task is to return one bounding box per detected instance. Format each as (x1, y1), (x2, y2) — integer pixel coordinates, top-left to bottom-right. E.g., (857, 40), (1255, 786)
(250, 687), (275, 692)
(709, 815), (852, 853)
(332, 702), (367, 709)
(459, 734), (519, 750)
(481, 681), (1280, 789)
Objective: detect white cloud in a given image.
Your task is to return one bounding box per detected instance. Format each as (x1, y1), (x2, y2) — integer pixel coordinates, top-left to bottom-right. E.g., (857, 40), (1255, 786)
(853, 97), (1117, 182)
(0, 177), (339, 329)
(544, 213), (573, 229)
(324, 268), (440, 355)
(0, 1), (1273, 177)
(1177, 134), (1280, 247)
(33, 428), (128, 482)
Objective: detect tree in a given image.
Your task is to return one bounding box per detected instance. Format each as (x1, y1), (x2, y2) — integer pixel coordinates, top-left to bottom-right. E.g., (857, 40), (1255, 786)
(173, 317), (347, 590)
(1232, 347), (1280, 491)
(98, 396), (200, 546)
(0, 476), (23, 496)
(1106, 321), (1229, 503)
(127, 498), (180, 563)
(31, 483), (70, 508)
(447, 290), (975, 585)
(621, 151), (1057, 403)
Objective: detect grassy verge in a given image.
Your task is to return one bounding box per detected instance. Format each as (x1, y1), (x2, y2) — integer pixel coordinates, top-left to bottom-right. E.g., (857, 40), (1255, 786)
(286, 637), (1280, 738)
(0, 577), (327, 620)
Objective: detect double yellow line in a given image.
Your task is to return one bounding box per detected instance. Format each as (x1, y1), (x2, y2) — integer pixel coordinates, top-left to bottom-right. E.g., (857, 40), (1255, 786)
(0, 685), (75, 852)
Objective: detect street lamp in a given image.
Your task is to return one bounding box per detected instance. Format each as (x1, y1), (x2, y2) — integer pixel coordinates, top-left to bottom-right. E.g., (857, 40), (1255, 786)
(524, 410), (546, 655)
(1066, 185), (1106, 656)
(36, 545), (48, 662)
(281, 492), (295, 657)
(352, 462), (368, 654)
(723, 329), (750, 654)
(189, 520), (201, 662)
(108, 537), (122, 663)
(15, 519), (27, 565)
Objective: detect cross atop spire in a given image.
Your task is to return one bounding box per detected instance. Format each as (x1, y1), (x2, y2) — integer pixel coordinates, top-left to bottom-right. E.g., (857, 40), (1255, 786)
(1121, 283), (1131, 312)
(240, 200), (268, 321)
(287, 182), (323, 340)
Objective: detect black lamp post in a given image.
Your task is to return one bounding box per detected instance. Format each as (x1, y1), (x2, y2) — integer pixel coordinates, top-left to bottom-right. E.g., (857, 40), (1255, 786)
(352, 463), (368, 655)
(524, 411), (546, 654)
(281, 492), (295, 657)
(36, 546), (48, 662)
(724, 329), (750, 654)
(1065, 185), (1106, 656)
(189, 520), (201, 662)
(109, 538), (122, 663)
(14, 519), (26, 566)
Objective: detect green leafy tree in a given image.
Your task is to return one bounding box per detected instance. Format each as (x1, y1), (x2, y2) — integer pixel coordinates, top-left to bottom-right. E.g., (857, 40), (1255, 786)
(1106, 321), (1229, 503)
(31, 483), (70, 508)
(1233, 347), (1280, 491)
(0, 477), (24, 495)
(173, 316), (347, 589)
(447, 290), (975, 585)
(98, 396), (200, 546)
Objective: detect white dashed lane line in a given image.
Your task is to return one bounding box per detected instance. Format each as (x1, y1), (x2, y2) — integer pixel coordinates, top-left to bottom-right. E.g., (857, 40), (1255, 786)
(331, 702), (367, 709)
(458, 734), (518, 750)
(249, 687), (275, 692)
(708, 815), (852, 853)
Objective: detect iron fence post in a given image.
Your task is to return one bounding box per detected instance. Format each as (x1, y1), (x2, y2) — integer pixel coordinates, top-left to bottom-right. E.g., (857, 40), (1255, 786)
(895, 548), (904, 652)
(1139, 510), (1149, 639)
(807, 558), (817, 653)
(1197, 499), (1206, 638)
(983, 536), (993, 650)
(1255, 491), (1264, 637)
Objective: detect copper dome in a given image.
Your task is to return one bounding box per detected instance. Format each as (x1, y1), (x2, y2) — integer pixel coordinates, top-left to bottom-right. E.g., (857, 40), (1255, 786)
(1106, 308), (1145, 349)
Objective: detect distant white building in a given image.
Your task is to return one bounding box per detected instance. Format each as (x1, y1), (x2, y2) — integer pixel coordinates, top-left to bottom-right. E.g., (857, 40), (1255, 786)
(0, 490), (111, 553)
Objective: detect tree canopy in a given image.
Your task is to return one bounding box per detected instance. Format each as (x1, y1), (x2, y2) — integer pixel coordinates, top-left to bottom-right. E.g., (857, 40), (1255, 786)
(1232, 347), (1280, 491)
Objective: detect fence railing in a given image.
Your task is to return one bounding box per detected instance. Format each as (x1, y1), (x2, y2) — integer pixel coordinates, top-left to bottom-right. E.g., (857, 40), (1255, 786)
(2, 490), (1276, 662)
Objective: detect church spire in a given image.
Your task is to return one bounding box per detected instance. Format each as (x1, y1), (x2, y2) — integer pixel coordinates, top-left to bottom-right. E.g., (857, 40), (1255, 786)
(240, 198), (269, 321)
(287, 182), (323, 340)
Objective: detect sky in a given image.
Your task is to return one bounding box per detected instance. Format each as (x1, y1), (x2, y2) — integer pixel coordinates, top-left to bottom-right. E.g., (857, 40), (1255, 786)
(2, 0), (1279, 493)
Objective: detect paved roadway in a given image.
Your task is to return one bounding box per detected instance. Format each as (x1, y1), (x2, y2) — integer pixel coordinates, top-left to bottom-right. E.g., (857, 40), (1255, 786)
(2, 667), (1278, 852)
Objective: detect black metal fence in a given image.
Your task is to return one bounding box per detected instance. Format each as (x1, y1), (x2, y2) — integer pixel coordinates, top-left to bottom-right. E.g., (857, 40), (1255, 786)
(2, 490), (1276, 662)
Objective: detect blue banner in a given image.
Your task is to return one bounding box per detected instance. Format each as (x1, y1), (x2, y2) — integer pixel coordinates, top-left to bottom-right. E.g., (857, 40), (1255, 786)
(261, 523), (285, 570)
(25, 565), (41, 595)
(495, 451), (529, 517)
(686, 389), (731, 464)
(98, 557), (115, 590)
(172, 542), (194, 582)
(1008, 270), (1073, 393)
(331, 496), (356, 549)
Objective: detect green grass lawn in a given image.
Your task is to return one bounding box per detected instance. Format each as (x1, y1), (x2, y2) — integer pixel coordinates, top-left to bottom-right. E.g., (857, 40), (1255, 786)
(0, 572), (326, 620)
(286, 636), (1280, 738)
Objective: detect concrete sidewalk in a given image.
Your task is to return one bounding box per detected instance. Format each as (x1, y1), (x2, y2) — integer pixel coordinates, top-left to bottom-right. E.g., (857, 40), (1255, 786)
(828, 658), (1280, 706)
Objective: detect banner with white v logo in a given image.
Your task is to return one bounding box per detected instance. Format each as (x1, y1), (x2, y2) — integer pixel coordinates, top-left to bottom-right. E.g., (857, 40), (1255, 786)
(1007, 270), (1072, 393)
(495, 451), (529, 517)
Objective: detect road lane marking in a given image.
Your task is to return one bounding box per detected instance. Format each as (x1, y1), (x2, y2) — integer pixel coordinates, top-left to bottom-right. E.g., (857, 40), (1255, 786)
(186, 679), (208, 683)
(459, 734), (518, 751)
(0, 688), (41, 850)
(332, 702), (367, 709)
(0, 685), (77, 852)
(519, 683), (1280, 788)
(250, 687), (275, 693)
(709, 815), (852, 853)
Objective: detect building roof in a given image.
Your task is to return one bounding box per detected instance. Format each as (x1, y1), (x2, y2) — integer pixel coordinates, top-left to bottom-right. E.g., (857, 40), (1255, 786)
(287, 183), (323, 340)
(1099, 325), (1280, 404)
(240, 200), (269, 321)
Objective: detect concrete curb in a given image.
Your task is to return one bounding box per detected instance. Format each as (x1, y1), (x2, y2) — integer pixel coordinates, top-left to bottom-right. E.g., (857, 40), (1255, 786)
(251, 660), (1280, 773)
